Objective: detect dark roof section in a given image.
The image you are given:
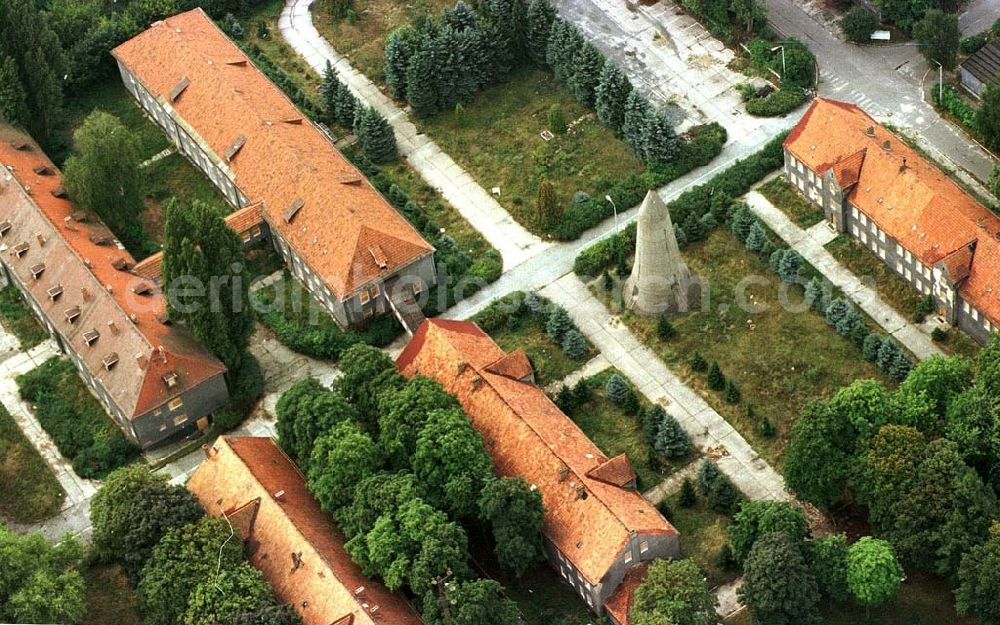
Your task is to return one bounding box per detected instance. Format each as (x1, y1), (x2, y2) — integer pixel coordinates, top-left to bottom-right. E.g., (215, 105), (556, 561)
(961, 40), (1000, 88)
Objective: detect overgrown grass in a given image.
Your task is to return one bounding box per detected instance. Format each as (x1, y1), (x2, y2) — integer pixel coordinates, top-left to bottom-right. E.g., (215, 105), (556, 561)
(0, 288), (48, 350)
(418, 67), (647, 237)
(567, 370), (685, 491)
(247, 0), (326, 98)
(311, 0), (454, 84)
(820, 570), (977, 625)
(83, 564), (140, 625)
(757, 175), (825, 228)
(0, 402), (65, 523)
(483, 316), (594, 387)
(17, 358), (139, 479)
(612, 228), (887, 468)
(662, 491), (737, 588)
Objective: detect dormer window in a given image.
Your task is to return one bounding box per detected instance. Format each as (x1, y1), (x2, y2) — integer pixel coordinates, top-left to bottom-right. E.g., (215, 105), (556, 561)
(47, 284), (63, 301)
(0, 221), (11, 237)
(163, 371), (178, 388)
(83, 329), (99, 346)
(102, 352), (119, 370)
(12, 242), (28, 258)
(65, 306), (80, 323)
(132, 282), (152, 296)
(30, 263), (44, 279)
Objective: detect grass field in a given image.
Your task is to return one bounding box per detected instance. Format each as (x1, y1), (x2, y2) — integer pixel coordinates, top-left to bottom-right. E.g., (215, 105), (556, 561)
(825, 234), (981, 358)
(419, 67), (646, 236)
(83, 565), (140, 625)
(662, 490), (738, 588)
(0, 402), (64, 523)
(614, 228), (887, 468)
(568, 370), (688, 491)
(311, 0), (454, 84)
(757, 175), (825, 228)
(0, 288), (48, 350)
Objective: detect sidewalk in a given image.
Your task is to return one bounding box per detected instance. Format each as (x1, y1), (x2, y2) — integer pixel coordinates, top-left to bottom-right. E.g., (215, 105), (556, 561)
(744, 190), (944, 360)
(278, 0), (548, 271)
(642, 459), (700, 505)
(0, 339), (97, 542)
(543, 353), (611, 394)
(540, 274), (790, 502)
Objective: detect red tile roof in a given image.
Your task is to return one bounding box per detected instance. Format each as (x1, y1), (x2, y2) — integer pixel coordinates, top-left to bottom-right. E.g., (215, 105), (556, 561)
(603, 563), (649, 625)
(396, 319), (677, 586)
(483, 347), (533, 380)
(187, 436), (423, 625)
(112, 9), (434, 298)
(786, 98), (1000, 326)
(0, 125), (226, 420)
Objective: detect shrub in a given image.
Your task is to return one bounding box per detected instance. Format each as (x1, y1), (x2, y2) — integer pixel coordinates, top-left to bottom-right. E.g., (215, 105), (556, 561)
(548, 104), (567, 134)
(724, 380), (742, 404)
(745, 88), (807, 117)
(707, 361), (726, 390)
(561, 329), (588, 359)
(915, 294), (934, 322)
(691, 352), (708, 372)
(931, 327), (948, 342)
(960, 33), (988, 54)
(680, 478), (697, 507)
(840, 6), (878, 43)
(546, 306), (574, 344)
(605, 373), (633, 405)
(697, 460), (742, 513)
(932, 82), (977, 128)
(657, 316), (678, 341)
(654, 412), (692, 459)
(760, 417), (776, 438)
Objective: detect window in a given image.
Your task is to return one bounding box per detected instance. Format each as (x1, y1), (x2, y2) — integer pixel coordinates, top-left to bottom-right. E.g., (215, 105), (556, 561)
(168, 397), (184, 411)
(47, 284), (63, 301)
(640, 541), (649, 554)
(370, 285), (380, 299)
(624, 551), (633, 565)
(172, 414), (188, 426)
(359, 290), (370, 305)
(102, 353), (119, 370)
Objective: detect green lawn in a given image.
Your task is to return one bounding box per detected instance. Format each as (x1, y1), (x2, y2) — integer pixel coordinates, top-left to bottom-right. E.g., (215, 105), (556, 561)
(311, 0), (454, 84)
(567, 370), (688, 491)
(419, 67), (647, 236)
(614, 228), (887, 468)
(826, 234), (981, 359)
(0, 402), (65, 523)
(485, 316), (594, 387)
(0, 288), (48, 350)
(83, 565), (140, 625)
(662, 491), (738, 588)
(757, 175), (825, 228)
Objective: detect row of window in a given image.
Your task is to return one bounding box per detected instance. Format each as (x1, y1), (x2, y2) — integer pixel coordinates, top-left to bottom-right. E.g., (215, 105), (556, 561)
(961, 299), (997, 333)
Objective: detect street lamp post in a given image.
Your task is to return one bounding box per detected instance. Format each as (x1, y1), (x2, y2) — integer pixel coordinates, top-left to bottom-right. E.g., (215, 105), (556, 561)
(605, 194), (624, 274)
(771, 45), (786, 79)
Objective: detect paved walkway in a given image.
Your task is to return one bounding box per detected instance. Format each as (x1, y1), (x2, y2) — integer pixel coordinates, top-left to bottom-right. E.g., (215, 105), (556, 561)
(278, 0), (548, 271)
(643, 459), (701, 505)
(715, 579), (745, 618)
(0, 339), (97, 542)
(543, 353), (611, 394)
(540, 274), (790, 502)
(744, 190), (944, 360)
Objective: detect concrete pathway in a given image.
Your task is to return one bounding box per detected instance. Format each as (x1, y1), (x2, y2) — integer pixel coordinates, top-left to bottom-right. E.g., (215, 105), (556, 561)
(543, 353), (611, 394)
(643, 459), (701, 505)
(278, 0), (548, 271)
(744, 190), (944, 360)
(715, 578), (745, 618)
(540, 274), (790, 502)
(0, 340), (97, 542)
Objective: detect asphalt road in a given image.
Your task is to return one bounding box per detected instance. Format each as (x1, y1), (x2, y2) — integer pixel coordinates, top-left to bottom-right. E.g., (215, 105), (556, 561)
(766, 0), (998, 182)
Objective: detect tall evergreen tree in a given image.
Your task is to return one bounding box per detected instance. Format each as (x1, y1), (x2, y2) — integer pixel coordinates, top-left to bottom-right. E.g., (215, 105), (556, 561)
(320, 61), (344, 127)
(62, 111), (148, 254)
(406, 42), (439, 117)
(536, 177), (560, 227)
(354, 105), (398, 163)
(334, 81), (358, 129)
(568, 42), (604, 108)
(545, 20), (577, 83)
(641, 111), (680, 167)
(0, 56), (28, 126)
(977, 81), (1000, 153)
(594, 60), (633, 133)
(622, 90), (653, 160)
(0, 0), (67, 140)
(526, 0), (557, 65)
(161, 199), (256, 374)
(385, 26), (417, 100)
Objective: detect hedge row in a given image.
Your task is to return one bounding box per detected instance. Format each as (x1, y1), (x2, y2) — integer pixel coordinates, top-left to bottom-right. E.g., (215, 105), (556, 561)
(574, 130), (787, 276)
(554, 123), (727, 240)
(17, 358), (138, 479)
(745, 88), (807, 117)
(931, 82), (976, 129)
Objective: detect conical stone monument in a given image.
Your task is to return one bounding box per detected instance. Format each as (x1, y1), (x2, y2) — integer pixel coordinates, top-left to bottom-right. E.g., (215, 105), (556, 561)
(623, 190), (701, 316)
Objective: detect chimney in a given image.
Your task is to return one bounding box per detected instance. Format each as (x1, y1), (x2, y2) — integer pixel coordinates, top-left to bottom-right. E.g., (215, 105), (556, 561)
(899, 156), (908, 173)
(158, 345), (167, 363)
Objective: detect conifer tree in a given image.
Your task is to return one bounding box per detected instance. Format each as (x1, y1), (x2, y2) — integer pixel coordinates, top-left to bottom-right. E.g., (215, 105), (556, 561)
(0, 56), (28, 126)
(405, 43), (439, 117)
(162, 200), (255, 375)
(320, 61), (344, 126)
(567, 41), (604, 108)
(536, 177), (560, 227)
(654, 412), (692, 458)
(707, 361), (726, 390)
(605, 373), (632, 405)
(622, 90), (653, 160)
(745, 221), (768, 252)
(526, 0), (557, 65)
(641, 110), (680, 167)
(384, 26), (417, 100)
(354, 106), (398, 163)
(545, 306), (573, 343)
(679, 478), (697, 507)
(561, 329), (588, 359)
(594, 60), (632, 133)
(546, 20), (579, 83)
(334, 82), (358, 129)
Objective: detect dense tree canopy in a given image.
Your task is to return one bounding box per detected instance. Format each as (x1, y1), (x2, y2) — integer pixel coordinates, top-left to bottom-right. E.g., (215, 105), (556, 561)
(739, 532), (820, 625)
(275, 377), (356, 471)
(478, 476), (546, 577)
(90, 464), (205, 580)
(308, 420), (384, 514)
(336, 343), (403, 426)
(630, 558), (720, 625)
(413, 408), (494, 518)
(913, 9), (960, 69)
(845, 537), (903, 607)
(183, 563), (275, 625)
(728, 501), (809, 563)
(956, 523), (1000, 625)
(378, 376), (460, 468)
(809, 533), (850, 602)
(0, 526), (86, 625)
(421, 579), (520, 625)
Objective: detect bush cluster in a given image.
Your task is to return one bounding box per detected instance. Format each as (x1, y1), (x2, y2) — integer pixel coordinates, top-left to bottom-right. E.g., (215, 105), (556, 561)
(745, 88), (807, 117)
(17, 358), (138, 478)
(697, 459), (742, 513)
(812, 293), (914, 382)
(472, 291), (587, 360)
(932, 82), (977, 128)
(212, 354), (265, 431)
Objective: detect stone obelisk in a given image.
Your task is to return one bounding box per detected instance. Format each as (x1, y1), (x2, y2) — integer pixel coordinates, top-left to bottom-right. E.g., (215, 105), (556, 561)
(623, 190), (700, 316)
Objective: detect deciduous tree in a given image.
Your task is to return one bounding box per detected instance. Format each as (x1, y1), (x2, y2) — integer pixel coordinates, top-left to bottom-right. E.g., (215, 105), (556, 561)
(413, 408), (494, 518)
(183, 563), (275, 625)
(956, 522), (1000, 625)
(631, 558), (720, 625)
(479, 477), (545, 577)
(728, 501), (809, 563)
(378, 376), (460, 468)
(309, 421), (383, 514)
(738, 532), (820, 625)
(810, 533), (850, 602)
(0, 527), (85, 625)
(913, 9), (960, 69)
(422, 579), (520, 625)
(336, 343), (403, 426)
(846, 537), (903, 607)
